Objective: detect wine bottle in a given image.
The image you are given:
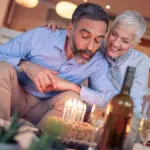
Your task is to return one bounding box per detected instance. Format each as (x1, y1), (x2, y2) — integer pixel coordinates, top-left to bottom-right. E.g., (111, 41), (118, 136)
(98, 66), (135, 150)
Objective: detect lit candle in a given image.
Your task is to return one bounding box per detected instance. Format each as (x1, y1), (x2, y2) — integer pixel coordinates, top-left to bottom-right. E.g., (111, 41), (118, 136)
(65, 98), (73, 120)
(77, 101), (83, 121)
(143, 101), (149, 119)
(63, 99), (87, 122)
(76, 101), (82, 121)
(74, 100), (82, 121)
(81, 103), (87, 121)
(62, 100), (68, 119)
(72, 99), (78, 121)
(76, 101), (81, 121)
(91, 104), (96, 113)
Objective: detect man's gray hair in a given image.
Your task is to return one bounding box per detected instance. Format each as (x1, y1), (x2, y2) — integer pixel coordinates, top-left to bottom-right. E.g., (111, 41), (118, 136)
(111, 11), (147, 42)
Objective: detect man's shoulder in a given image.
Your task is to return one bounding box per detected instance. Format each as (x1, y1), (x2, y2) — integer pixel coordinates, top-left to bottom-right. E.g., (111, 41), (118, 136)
(91, 51), (108, 67)
(23, 28), (67, 43)
(94, 51), (107, 61)
(27, 27), (66, 37)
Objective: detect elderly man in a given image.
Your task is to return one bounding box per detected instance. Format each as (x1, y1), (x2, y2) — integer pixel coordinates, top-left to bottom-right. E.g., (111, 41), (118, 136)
(0, 3), (116, 125)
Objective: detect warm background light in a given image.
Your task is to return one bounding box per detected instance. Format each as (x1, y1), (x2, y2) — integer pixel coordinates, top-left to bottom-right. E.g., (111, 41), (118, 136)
(56, 1), (77, 19)
(106, 5), (110, 9)
(15, 0), (39, 8)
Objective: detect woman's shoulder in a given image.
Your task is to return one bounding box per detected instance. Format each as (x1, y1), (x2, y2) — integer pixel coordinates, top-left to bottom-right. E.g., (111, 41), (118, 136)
(130, 49), (150, 62)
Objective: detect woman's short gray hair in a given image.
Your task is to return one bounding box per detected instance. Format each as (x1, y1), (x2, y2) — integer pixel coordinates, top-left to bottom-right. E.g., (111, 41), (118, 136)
(111, 11), (146, 42)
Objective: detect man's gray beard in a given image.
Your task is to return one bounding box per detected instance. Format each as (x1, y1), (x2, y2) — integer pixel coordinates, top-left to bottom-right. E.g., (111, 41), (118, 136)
(70, 37), (94, 64)
(74, 53), (88, 64)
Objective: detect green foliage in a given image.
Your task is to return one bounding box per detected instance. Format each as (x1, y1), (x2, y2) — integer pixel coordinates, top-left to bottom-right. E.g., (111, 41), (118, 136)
(28, 134), (65, 150)
(28, 117), (65, 150)
(0, 112), (24, 143)
(43, 118), (65, 137)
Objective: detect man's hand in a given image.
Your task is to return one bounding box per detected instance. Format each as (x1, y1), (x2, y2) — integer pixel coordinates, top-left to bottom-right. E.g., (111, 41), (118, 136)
(44, 76), (81, 94)
(19, 61), (58, 92)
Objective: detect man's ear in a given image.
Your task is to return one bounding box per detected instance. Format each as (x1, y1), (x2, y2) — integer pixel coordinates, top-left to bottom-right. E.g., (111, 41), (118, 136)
(67, 23), (74, 38)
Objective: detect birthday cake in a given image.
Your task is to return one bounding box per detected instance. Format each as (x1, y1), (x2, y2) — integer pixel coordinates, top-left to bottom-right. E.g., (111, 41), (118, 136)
(42, 116), (98, 147)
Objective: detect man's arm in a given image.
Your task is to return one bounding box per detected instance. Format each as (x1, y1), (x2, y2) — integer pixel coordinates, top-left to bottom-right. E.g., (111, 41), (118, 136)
(19, 59), (115, 105)
(20, 61), (81, 93)
(0, 27), (54, 66)
(0, 27), (60, 93)
(19, 61), (58, 92)
(46, 76), (81, 93)
(0, 29), (36, 66)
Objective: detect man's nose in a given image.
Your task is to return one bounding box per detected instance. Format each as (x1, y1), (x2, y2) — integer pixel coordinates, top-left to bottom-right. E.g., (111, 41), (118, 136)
(87, 40), (96, 53)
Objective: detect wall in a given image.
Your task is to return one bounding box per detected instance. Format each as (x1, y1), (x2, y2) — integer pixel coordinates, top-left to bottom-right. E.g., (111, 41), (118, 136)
(136, 40), (150, 88)
(0, 0), (10, 27)
(8, 3), (69, 31)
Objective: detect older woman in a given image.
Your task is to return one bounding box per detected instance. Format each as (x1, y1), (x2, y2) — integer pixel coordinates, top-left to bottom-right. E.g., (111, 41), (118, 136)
(99, 10), (150, 149)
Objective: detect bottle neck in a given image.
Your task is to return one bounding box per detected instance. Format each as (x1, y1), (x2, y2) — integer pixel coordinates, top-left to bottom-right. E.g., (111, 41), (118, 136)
(121, 86), (130, 95)
(120, 67), (135, 95)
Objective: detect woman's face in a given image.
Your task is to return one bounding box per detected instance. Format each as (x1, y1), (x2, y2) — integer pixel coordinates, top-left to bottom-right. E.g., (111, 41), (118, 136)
(106, 24), (137, 58)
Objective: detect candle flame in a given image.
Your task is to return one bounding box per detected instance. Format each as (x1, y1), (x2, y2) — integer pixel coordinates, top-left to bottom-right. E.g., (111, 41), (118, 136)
(62, 98), (87, 121)
(139, 118), (145, 131)
(106, 104), (111, 116)
(91, 104), (96, 113)
(126, 124), (130, 133)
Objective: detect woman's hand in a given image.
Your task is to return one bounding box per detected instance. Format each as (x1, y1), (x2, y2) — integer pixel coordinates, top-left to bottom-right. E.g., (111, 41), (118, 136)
(42, 23), (60, 32)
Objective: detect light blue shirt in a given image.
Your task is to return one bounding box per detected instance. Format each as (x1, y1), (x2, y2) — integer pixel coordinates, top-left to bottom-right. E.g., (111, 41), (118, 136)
(0, 27), (117, 106)
(100, 41), (150, 118)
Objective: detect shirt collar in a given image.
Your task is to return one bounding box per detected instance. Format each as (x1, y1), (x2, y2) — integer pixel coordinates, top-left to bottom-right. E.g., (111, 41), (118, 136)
(53, 30), (68, 51)
(109, 50), (131, 64)
(100, 40), (131, 64)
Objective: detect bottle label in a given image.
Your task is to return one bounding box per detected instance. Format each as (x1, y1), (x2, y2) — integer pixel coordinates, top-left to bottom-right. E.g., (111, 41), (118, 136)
(111, 102), (132, 117)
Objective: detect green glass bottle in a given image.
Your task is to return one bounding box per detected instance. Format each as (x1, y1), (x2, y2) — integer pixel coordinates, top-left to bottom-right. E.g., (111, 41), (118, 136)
(98, 66), (135, 150)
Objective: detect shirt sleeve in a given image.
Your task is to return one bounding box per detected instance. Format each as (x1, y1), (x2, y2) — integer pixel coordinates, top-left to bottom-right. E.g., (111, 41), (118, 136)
(80, 54), (118, 107)
(130, 55), (150, 118)
(80, 84), (116, 107)
(0, 27), (48, 67)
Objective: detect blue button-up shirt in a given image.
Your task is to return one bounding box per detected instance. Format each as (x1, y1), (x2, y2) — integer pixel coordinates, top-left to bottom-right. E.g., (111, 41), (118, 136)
(0, 27), (117, 107)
